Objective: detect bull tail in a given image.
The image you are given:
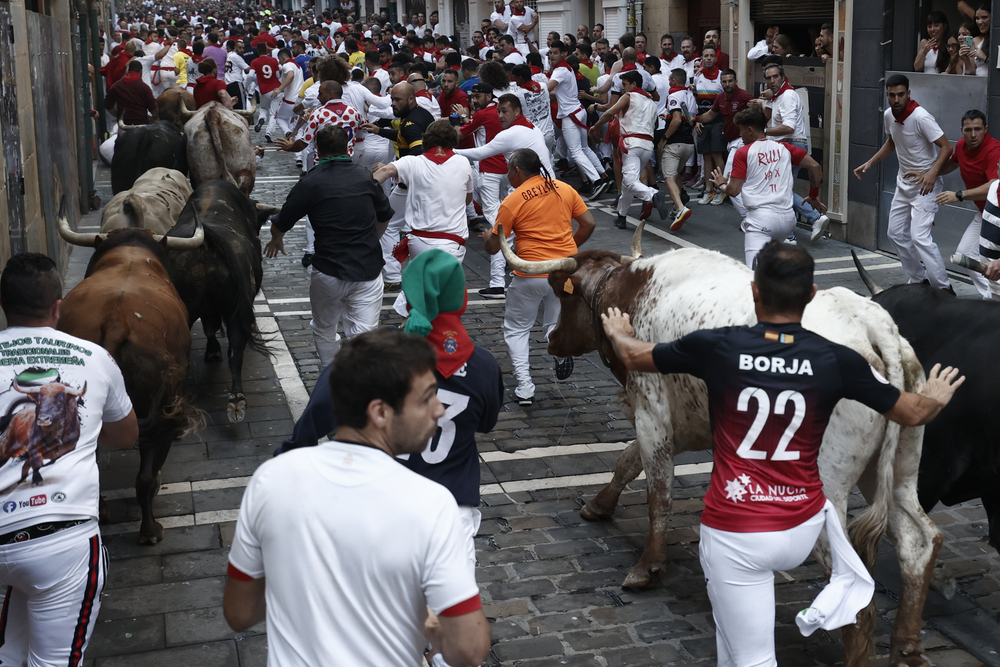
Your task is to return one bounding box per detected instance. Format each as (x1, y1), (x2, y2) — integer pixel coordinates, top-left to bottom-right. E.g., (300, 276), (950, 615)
(847, 315), (908, 567)
(206, 108), (240, 189)
(122, 196), (143, 229)
(119, 340), (204, 444)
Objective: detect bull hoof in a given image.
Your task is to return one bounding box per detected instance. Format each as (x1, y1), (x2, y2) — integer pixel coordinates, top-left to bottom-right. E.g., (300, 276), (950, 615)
(204, 348), (223, 363)
(227, 395), (247, 423)
(622, 564), (662, 589)
(580, 499), (615, 521)
(138, 521), (164, 545)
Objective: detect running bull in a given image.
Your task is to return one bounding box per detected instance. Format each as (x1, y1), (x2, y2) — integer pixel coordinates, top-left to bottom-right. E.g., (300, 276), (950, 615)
(112, 120), (189, 195)
(0, 379), (86, 486)
(56, 214), (205, 544)
(101, 167), (192, 235)
(854, 254), (1000, 553)
(178, 100), (257, 196)
(498, 226), (939, 666)
(168, 180), (279, 422)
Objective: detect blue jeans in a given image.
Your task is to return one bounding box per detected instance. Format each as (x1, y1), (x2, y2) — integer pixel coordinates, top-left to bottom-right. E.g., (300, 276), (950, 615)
(788, 140), (819, 223)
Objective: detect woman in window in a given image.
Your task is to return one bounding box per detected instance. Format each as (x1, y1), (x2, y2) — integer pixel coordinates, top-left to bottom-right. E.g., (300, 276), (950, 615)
(973, 5), (991, 76)
(770, 34), (799, 58)
(914, 11), (950, 73)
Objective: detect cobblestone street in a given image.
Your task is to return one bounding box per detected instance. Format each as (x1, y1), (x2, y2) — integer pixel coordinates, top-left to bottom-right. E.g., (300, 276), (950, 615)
(74, 138), (1000, 667)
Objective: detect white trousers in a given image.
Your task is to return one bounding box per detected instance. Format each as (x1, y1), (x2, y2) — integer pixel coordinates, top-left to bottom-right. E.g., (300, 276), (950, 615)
(380, 186), (409, 283)
(743, 210), (797, 268)
(267, 97), (296, 138)
(957, 212), (996, 299)
(478, 171), (509, 288)
(156, 70), (177, 96)
(309, 271), (383, 368)
(724, 141), (747, 219)
(0, 520), (106, 667)
(392, 237), (467, 317)
(700, 500), (874, 667)
(257, 91), (278, 128)
(503, 275), (561, 391)
(304, 216), (315, 255)
(617, 147), (657, 216)
(560, 109), (603, 182)
(887, 176), (950, 288)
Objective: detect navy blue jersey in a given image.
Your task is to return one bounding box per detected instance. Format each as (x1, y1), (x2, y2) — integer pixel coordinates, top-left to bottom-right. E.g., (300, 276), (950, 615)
(652, 322), (900, 532)
(278, 344), (503, 507)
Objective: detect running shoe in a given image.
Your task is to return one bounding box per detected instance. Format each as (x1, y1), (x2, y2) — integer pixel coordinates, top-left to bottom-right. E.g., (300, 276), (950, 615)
(613, 215), (628, 229)
(783, 233), (797, 245)
(698, 190), (714, 205)
(589, 177), (613, 201)
(384, 281), (402, 292)
(554, 356), (574, 380)
(514, 381), (535, 406)
(688, 176), (705, 190)
(254, 118), (264, 133)
(810, 214), (830, 241)
(638, 200), (654, 221)
(478, 286), (506, 299)
(295, 159), (303, 169)
(670, 207), (692, 232)
(265, 134), (273, 143)
(653, 192), (670, 221)
(710, 192), (726, 206)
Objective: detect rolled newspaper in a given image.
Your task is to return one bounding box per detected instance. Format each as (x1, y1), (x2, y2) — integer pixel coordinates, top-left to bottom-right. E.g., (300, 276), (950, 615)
(950, 253), (989, 274)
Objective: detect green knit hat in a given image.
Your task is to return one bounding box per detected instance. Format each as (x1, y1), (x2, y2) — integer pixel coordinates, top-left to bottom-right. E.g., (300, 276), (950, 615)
(401, 250), (466, 337)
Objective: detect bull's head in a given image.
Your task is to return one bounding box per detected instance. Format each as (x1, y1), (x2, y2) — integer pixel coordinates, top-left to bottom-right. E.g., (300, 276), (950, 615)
(497, 223), (648, 381)
(118, 118), (142, 131)
(58, 209), (205, 249)
(13, 381), (86, 429)
(232, 96), (258, 120)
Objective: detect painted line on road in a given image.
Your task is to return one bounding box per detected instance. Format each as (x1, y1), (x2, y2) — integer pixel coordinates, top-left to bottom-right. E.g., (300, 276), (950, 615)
(256, 310), (311, 420)
(267, 299), (505, 317)
(814, 252), (882, 264)
(265, 288), (501, 305)
(593, 204), (701, 249)
(481, 461), (714, 496)
(814, 262), (899, 276)
(480, 441), (631, 462)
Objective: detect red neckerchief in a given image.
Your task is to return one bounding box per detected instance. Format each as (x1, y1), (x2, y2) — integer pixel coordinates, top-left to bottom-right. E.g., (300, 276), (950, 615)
(579, 58), (593, 68)
(668, 85), (687, 94)
(191, 54), (204, 63)
(685, 51), (700, 62)
(519, 80), (541, 93)
(413, 47), (424, 57)
(700, 65), (719, 80)
(511, 5), (525, 15)
(661, 49), (676, 61)
(425, 304), (474, 378)
(423, 146), (455, 164)
(629, 88), (651, 99)
(380, 63), (389, 71)
(145, 39), (158, 45)
(636, 52), (647, 63)
(550, 58), (572, 75)
(529, 65), (542, 76)
(620, 62), (637, 72)
(415, 89), (432, 99)
(179, 48), (194, 56)
(574, 70), (585, 81)
(893, 98), (920, 125)
(510, 114), (534, 129)
(120, 71), (143, 84)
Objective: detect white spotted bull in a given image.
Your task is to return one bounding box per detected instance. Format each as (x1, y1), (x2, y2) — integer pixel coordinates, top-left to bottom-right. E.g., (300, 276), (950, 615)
(179, 100), (258, 196)
(100, 167), (192, 236)
(498, 225), (942, 666)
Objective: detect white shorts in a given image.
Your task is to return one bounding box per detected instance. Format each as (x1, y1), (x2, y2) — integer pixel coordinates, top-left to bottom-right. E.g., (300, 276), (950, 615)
(0, 520), (107, 667)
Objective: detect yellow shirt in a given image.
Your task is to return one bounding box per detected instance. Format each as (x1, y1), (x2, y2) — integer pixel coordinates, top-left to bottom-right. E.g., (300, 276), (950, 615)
(348, 50), (365, 68)
(174, 51), (191, 86)
(299, 76), (314, 98)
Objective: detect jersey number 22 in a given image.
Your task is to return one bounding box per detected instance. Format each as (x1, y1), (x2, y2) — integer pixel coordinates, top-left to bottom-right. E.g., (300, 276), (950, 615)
(735, 387), (806, 461)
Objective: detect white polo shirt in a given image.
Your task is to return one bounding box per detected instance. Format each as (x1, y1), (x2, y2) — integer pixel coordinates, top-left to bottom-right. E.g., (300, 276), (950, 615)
(883, 104), (945, 175)
(394, 152), (474, 236)
(767, 86), (808, 142)
(228, 441), (480, 667)
(549, 65), (581, 118)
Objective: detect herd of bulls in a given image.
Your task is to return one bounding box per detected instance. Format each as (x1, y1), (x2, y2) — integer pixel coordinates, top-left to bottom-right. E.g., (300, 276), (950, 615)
(57, 93), (277, 543)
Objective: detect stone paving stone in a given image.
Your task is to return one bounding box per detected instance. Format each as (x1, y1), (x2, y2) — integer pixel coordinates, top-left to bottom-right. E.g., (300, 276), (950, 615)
(88, 615), (166, 658)
(160, 548), (229, 582)
(490, 634), (566, 661)
(236, 634), (269, 667)
(98, 577), (225, 620)
(103, 524), (221, 560)
(104, 555), (163, 590)
(95, 640), (239, 667)
(163, 607), (265, 647)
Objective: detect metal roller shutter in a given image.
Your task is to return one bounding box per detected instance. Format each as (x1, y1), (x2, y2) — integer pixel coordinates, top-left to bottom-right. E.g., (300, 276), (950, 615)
(750, 0), (834, 22)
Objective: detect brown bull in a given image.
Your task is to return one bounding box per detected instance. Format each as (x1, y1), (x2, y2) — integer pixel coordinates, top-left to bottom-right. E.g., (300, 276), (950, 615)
(153, 88), (196, 127)
(57, 213), (205, 544)
(0, 380), (86, 486)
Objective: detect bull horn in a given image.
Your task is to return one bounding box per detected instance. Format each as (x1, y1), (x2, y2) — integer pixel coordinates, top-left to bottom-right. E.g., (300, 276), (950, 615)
(118, 118), (141, 131)
(233, 96), (258, 117)
(851, 250), (884, 296)
(255, 202), (282, 215)
(154, 217), (205, 249)
(631, 219), (645, 259)
(57, 212), (100, 248)
(64, 381), (87, 398)
(497, 223), (577, 275)
(179, 103), (197, 120)
(12, 379), (40, 394)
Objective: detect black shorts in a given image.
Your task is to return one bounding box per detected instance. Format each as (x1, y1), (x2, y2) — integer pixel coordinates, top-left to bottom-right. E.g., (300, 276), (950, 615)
(697, 120), (726, 154)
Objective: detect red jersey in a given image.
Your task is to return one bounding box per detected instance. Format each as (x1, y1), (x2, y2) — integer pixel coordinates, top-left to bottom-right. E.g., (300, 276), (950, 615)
(951, 134), (1000, 212)
(652, 323), (900, 533)
(251, 56), (281, 94)
(438, 88), (468, 119)
(193, 77), (228, 108)
(710, 87), (754, 142)
(458, 102), (507, 174)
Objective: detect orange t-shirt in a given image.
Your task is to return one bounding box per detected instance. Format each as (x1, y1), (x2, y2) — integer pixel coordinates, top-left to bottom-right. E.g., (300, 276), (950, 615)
(493, 175), (588, 277)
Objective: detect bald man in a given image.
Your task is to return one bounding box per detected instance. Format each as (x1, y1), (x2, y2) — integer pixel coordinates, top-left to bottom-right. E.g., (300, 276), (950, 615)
(275, 80), (361, 161)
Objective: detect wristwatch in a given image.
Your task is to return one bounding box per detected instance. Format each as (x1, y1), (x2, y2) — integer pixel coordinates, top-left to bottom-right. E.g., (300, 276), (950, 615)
(956, 190), (965, 201)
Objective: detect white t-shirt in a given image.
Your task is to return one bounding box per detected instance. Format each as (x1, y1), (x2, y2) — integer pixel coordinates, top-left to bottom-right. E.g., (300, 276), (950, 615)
(611, 67), (655, 94)
(394, 153), (474, 236)
(650, 72), (671, 129)
(372, 68), (392, 95)
(767, 87), (808, 141)
(729, 139), (809, 213)
(506, 6), (536, 48)
(549, 66), (580, 118)
(884, 105), (945, 174)
(517, 82), (553, 139)
(659, 52), (686, 74)
(135, 53), (157, 90)
(228, 441), (479, 667)
(502, 50), (526, 65)
(456, 122), (554, 175)
(280, 60), (303, 102)
(0, 327), (132, 533)
(225, 52), (249, 85)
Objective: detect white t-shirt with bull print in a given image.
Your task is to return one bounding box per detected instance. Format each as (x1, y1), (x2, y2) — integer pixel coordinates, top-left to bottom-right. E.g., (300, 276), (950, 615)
(0, 327), (132, 534)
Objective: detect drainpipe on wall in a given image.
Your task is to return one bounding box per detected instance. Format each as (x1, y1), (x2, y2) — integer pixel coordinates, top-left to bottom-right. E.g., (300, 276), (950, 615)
(71, 0), (95, 212)
(89, 8), (106, 141)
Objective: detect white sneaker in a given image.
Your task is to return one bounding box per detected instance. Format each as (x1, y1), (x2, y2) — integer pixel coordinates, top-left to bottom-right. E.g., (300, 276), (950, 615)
(514, 381), (535, 406)
(710, 192), (726, 206)
(810, 214), (830, 241)
(783, 233), (798, 245)
(698, 191), (714, 205)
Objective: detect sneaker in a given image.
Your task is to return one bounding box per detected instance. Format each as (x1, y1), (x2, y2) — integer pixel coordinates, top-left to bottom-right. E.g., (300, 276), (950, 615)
(688, 177), (704, 190)
(942, 284), (957, 296)
(680, 189), (690, 206)
(783, 233), (797, 245)
(254, 118), (264, 133)
(295, 159), (303, 169)
(589, 177), (613, 201)
(638, 200), (654, 221)
(479, 286), (506, 299)
(710, 192), (726, 206)
(601, 157), (614, 172)
(301, 253), (313, 268)
(810, 214), (830, 241)
(265, 134), (273, 143)
(554, 356), (574, 380)
(384, 281), (401, 292)
(670, 207), (692, 232)
(653, 192), (670, 221)
(514, 381), (535, 406)
(613, 215), (628, 229)
(698, 190), (714, 205)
